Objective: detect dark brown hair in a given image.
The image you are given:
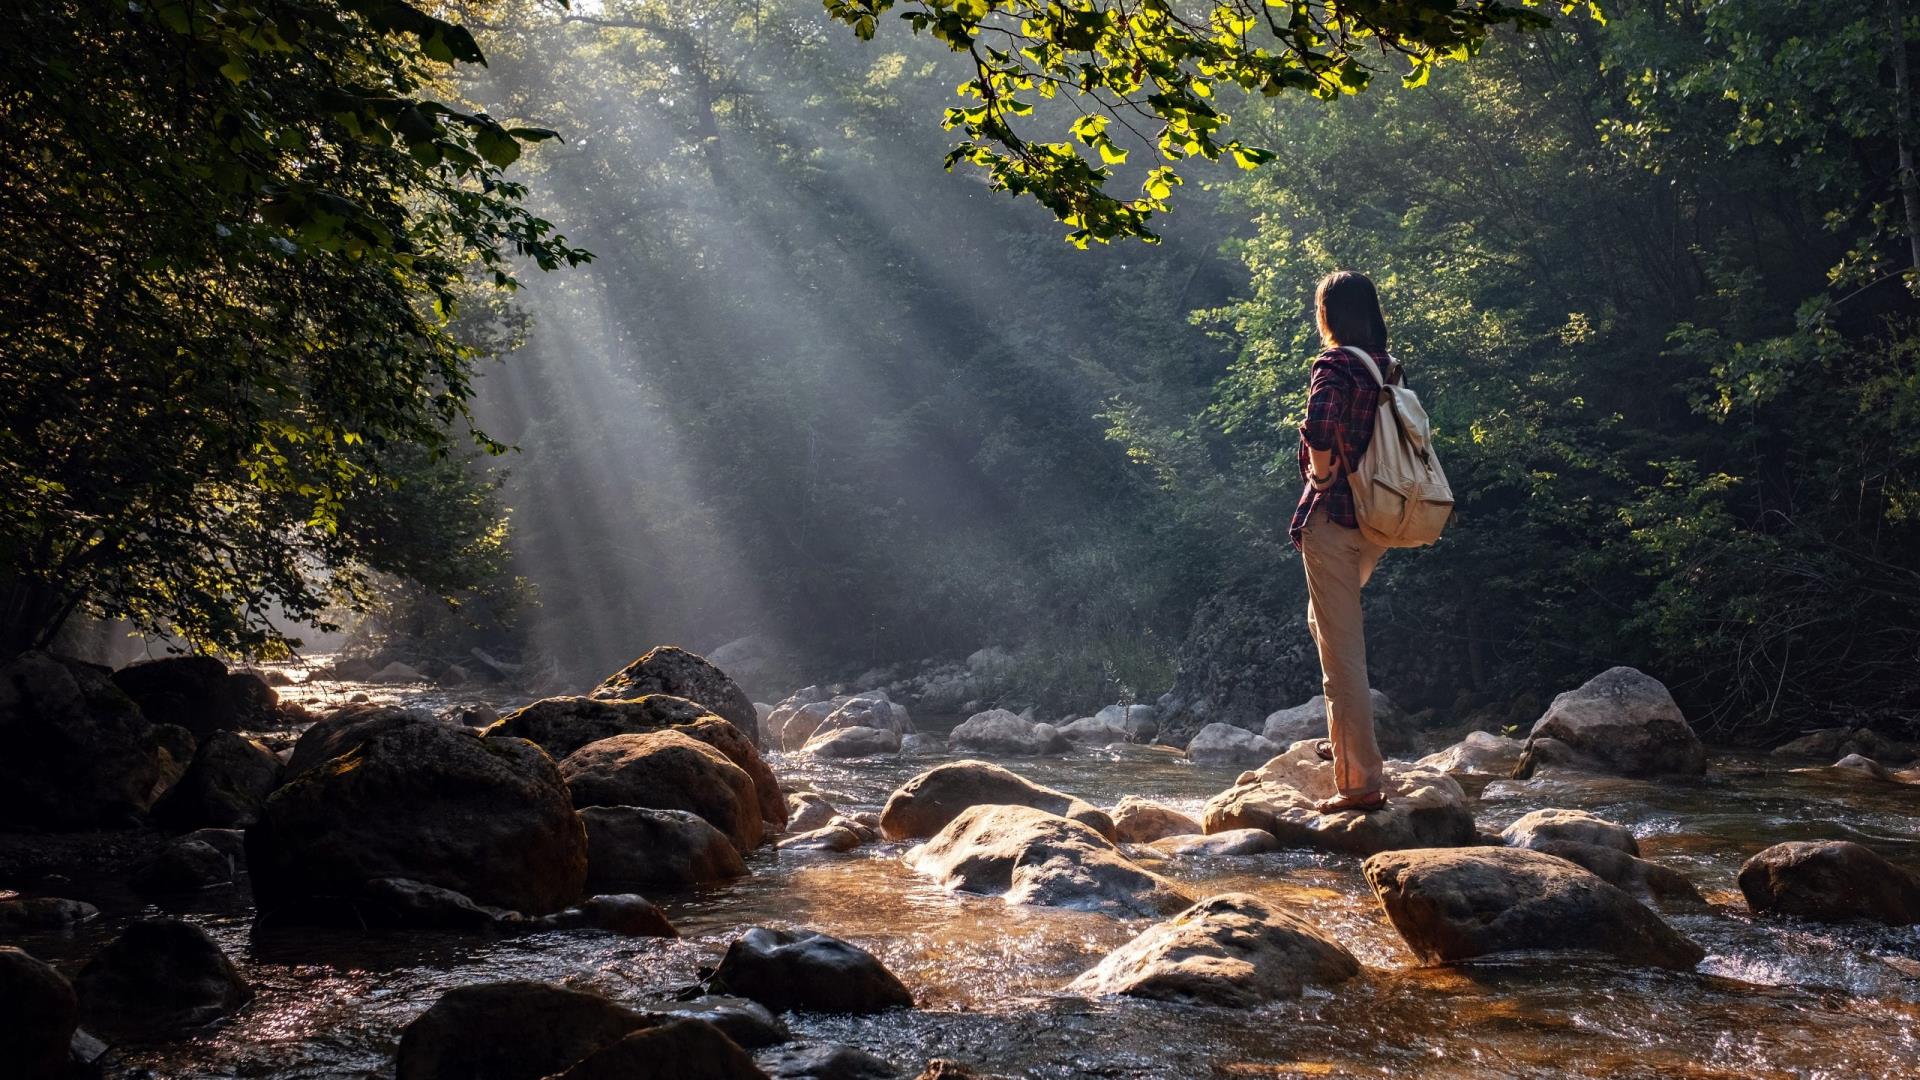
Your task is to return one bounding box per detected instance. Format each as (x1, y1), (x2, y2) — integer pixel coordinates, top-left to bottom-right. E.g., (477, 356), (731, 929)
(1314, 270), (1388, 352)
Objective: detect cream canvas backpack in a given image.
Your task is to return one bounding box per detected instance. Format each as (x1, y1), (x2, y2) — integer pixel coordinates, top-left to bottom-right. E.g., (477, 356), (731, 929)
(1335, 346), (1454, 547)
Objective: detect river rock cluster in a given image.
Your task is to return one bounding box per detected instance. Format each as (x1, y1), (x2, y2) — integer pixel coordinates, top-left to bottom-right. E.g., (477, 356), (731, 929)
(4, 645), (1918, 1079)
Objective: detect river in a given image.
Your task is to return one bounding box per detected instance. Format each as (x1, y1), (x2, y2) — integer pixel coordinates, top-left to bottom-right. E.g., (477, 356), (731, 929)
(13, 674), (1920, 1078)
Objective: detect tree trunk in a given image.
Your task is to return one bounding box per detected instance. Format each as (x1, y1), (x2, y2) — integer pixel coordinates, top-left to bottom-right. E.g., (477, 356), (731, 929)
(0, 576), (74, 659)
(1891, 0), (1920, 292)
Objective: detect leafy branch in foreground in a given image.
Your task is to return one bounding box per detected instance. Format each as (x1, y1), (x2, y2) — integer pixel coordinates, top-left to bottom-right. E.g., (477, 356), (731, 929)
(825, 0), (1598, 244)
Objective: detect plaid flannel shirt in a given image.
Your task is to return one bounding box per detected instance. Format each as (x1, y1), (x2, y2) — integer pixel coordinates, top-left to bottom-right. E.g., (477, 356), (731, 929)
(1289, 345), (1394, 549)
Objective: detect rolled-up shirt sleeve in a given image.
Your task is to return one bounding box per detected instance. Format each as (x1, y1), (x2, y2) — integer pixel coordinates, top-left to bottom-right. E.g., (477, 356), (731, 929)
(1299, 358), (1349, 453)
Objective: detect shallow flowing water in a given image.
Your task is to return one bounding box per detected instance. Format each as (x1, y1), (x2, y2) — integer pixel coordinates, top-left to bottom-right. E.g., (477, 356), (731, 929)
(12, 676), (1920, 1079)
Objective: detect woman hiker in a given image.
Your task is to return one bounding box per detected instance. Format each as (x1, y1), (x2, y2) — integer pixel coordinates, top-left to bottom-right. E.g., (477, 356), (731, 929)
(1292, 269), (1396, 814)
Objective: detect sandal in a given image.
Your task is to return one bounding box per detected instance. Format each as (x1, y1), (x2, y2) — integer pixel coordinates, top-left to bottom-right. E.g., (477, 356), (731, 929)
(1313, 791), (1388, 814)
(1312, 740), (1334, 761)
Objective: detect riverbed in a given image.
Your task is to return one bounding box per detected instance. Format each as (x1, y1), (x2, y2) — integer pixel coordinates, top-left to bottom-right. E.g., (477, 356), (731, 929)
(12, 675), (1920, 1078)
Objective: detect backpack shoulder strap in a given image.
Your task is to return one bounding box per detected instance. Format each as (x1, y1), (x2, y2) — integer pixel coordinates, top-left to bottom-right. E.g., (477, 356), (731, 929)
(1339, 345), (1387, 388)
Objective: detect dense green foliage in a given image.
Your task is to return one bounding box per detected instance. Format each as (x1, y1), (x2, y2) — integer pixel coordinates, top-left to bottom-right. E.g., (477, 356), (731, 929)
(0, 0), (584, 655)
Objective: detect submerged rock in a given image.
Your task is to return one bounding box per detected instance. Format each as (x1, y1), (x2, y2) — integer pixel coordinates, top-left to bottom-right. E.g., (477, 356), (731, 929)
(550, 1018), (766, 1080)
(1500, 808), (1638, 856)
(560, 731), (763, 852)
(1520, 667), (1706, 777)
(1737, 840), (1920, 925)
(1110, 796), (1201, 843)
(909, 804), (1192, 918)
(879, 760), (1114, 841)
(764, 1042), (899, 1079)
(1202, 743), (1476, 855)
(1362, 847), (1705, 969)
(396, 980), (655, 1080)
(709, 927), (913, 1014)
(800, 726), (901, 759)
(250, 721), (587, 918)
(591, 646), (759, 746)
(1149, 829), (1280, 857)
(661, 995), (789, 1049)
(1185, 723), (1279, 768)
(1070, 892), (1359, 1005)
(152, 730), (284, 829)
(0, 946), (77, 1079)
(74, 918), (253, 1040)
(580, 806), (746, 888)
(947, 709), (1068, 756)
(0, 650), (164, 828)
(1417, 730), (1528, 777)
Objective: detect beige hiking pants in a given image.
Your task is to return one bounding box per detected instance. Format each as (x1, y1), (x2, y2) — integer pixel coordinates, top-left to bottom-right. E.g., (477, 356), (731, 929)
(1300, 507), (1387, 797)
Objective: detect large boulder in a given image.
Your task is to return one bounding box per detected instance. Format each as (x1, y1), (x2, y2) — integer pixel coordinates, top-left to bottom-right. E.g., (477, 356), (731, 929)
(73, 918), (253, 1040)
(152, 730), (284, 829)
(249, 720), (587, 918)
(1184, 723), (1278, 768)
(1362, 847), (1705, 969)
(1737, 841), (1920, 925)
(799, 726), (901, 759)
(487, 698), (786, 833)
(708, 928), (913, 1014)
(283, 704), (436, 777)
(947, 709), (1068, 756)
(559, 731), (763, 852)
(580, 806), (747, 888)
(0, 650), (164, 828)
(808, 694), (913, 741)
(1417, 730), (1528, 777)
(1069, 893), (1359, 1005)
(1110, 796), (1201, 843)
(1500, 808), (1638, 856)
(113, 655), (279, 739)
(1154, 591), (1320, 748)
(591, 646), (759, 746)
(1201, 743), (1476, 855)
(909, 804), (1192, 918)
(0, 946), (76, 1079)
(764, 687), (831, 750)
(548, 1018), (766, 1080)
(1520, 668), (1706, 777)
(879, 761), (1115, 841)
(395, 980), (656, 1080)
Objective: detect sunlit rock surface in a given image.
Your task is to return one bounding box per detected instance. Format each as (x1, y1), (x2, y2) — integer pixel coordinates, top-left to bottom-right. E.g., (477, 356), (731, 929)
(1526, 841), (1705, 907)
(799, 725), (901, 759)
(1148, 829), (1279, 857)
(1184, 722), (1278, 767)
(1363, 847), (1705, 969)
(1519, 667), (1706, 777)
(1070, 892), (1359, 1005)
(1417, 730), (1528, 777)
(1738, 840), (1920, 925)
(879, 760), (1114, 840)
(947, 709), (1068, 756)
(560, 731), (763, 853)
(590, 646), (760, 747)
(909, 804), (1191, 918)
(1109, 795), (1200, 843)
(1202, 742), (1475, 855)
(1500, 808), (1638, 855)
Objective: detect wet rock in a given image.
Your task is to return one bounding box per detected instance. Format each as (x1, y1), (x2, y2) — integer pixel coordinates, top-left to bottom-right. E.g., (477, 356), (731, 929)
(913, 1063), (1005, 1080)
(947, 709), (1068, 756)
(131, 838), (235, 893)
(152, 730), (284, 829)
(709, 928), (913, 1014)
(283, 704), (437, 776)
(764, 1043), (899, 1079)
(551, 1018), (766, 1080)
(581, 806), (746, 888)
(1362, 847), (1705, 969)
(1185, 723), (1279, 768)
(764, 686), (828, 746)
(180, 826), (247, 862)
(899, 733), (944, 756)
(1520, 667), (1706, 777)
(250, 721), (587, 918)
(1500, 808), (1638, 856)
(809, 694), (913, 742)
(1149, 829), (1279, 857)
(0, 946), (77, 1079)
(1202, 743), (1476, 855)
(880, 760), (1115, 841)
(662, 995), (789, 1049)
(910, 804), (1192, 918)
(1070, 892), (1359, 1005)
(787, 792), (838, 834)
(591, 646), (760, 747)
(369, 661), (427, 683)
(1827, 754), (1896, 781)
(113, 655), (278, 739)
(1737, 840), (1920, 925)
(0, 896), (98, 931)
(1529, 841), (1705, 906)
(560, 731), (763, 852)
(396, 980), (655, 1080)
(800, 726), (901, 759)
(1110, 796), (1201, 843)
(1417, 731), (1528, 777)
(778, 825), (864, 852)
(0, 650), (164, 828)
(537, 894), (677, 937)
(1771, 726), (1915, 765)
(74, 918), (253, 1040)
(772, 697), (839, 752)
(354, 878), (513, 930)
(1057, 714), (1129, 744)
